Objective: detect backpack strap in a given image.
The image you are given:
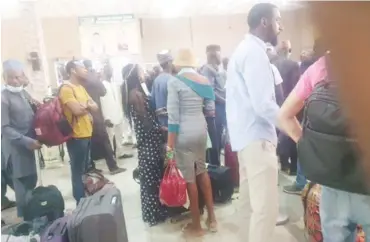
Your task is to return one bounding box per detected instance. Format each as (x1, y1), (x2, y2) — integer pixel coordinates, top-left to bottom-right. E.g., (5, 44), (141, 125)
(58, 83), (79, 124)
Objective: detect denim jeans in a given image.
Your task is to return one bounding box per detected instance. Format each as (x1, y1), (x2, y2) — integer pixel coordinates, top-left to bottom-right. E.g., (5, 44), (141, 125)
(320, 186), (370, 242)
(295, 161), (307, 190)
(215, 103), (227, 149)
(66, 138), (91, 204)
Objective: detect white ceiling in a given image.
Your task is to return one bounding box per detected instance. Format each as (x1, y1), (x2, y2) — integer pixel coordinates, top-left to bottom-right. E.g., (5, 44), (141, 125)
(1, 0), (304, 19)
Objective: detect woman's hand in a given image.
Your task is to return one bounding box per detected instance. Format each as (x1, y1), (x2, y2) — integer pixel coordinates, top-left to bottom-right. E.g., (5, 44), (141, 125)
(165, 146), (175, 161)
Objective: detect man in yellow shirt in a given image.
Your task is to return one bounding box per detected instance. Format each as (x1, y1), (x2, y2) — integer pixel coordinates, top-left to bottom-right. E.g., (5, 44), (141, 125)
(59, 60), (98, 204)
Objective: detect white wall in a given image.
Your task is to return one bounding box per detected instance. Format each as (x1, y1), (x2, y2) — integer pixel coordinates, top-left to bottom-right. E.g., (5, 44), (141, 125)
(140, 10), (314, 63)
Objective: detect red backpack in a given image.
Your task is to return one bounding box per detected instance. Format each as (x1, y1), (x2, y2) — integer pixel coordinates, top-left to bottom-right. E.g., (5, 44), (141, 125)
(34, 85), (75, 146)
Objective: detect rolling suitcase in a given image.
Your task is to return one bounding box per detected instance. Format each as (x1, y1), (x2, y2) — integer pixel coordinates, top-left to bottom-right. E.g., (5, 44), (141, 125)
(67, 185), (128, 242)
(41, 215), (70, 242)
(207, 165), (234, 204)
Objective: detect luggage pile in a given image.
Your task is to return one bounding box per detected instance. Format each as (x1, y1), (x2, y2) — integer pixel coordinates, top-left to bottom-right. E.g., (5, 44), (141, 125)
(2, 172), (128, 242)
(301, 183), (366, 242)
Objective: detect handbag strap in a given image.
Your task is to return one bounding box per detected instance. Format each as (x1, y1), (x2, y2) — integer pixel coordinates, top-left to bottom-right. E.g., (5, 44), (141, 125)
(58, 84), (79, 125)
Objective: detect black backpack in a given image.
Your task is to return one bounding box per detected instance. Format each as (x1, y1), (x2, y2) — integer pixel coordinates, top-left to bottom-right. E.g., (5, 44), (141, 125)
(297, 81), (369, 195)
(23, 185), (65, 222)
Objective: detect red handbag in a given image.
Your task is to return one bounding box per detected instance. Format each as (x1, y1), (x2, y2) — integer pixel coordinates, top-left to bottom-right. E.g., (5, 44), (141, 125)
(159, 160), (187, 207)
(83, 171), (112, 196)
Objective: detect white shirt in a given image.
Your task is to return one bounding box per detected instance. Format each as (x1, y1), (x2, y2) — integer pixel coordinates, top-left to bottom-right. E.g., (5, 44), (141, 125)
(271, 64), (284, 86)
(226, 34), (280, 151)
(101, 80), (124, 125)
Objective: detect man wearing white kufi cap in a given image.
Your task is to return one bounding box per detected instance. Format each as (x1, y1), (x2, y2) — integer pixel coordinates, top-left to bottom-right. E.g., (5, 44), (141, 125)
(2, 59), (41, 218)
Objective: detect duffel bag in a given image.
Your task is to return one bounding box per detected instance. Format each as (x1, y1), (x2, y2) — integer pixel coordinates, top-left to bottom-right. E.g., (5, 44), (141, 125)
(23, 185), (64, 222)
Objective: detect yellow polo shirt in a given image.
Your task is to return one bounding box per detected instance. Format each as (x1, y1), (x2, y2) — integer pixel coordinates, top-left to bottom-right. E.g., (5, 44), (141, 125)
(59, 83), (93, 138)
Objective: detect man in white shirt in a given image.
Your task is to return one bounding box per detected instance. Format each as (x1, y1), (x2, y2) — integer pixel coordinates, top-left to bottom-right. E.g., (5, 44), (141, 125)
(110, 53), (136, 146)
(101, 63), (133, 159)
(226, 3), (283, 241)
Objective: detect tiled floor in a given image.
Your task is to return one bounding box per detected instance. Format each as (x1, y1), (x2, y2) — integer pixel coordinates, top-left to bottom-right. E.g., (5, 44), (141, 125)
(2, 146), (306, 241)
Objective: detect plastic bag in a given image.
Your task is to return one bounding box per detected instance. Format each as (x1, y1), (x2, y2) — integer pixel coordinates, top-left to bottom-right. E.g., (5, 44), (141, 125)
(159, 160), (187, 207)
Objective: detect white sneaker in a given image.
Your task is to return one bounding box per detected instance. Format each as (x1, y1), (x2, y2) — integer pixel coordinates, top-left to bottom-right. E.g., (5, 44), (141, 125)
(276, 213), (289, 226)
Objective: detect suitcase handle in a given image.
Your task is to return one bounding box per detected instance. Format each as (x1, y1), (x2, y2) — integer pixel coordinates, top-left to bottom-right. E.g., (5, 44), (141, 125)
(94, 194), (118, 206)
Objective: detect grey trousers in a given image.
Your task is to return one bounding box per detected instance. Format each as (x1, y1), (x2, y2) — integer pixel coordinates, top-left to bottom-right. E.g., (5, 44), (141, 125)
(13, 174), (37, 217)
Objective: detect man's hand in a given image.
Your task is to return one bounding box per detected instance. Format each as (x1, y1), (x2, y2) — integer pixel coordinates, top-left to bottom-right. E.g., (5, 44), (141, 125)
(29, 140), (42, 150)
(86, 100), (98, 112)
(79, 103), (88, 110)
(104, 119), (114, 128)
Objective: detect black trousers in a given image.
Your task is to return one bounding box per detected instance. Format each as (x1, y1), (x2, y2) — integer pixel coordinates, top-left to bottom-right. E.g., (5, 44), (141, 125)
(1, 168), (14, 204)
(91, 122), (118, 171)
(277, 134), (298, 173)
(206, 117), (220, 166)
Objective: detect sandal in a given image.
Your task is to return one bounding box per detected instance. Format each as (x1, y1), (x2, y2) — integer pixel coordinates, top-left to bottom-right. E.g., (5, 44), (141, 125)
(206, 219), (218, 233)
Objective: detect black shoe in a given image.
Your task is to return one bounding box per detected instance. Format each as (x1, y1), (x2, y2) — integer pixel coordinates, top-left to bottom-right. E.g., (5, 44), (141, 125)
(283, 183), (304, 195)
(110, 167), (127, 175)
(118, 154), (134, 159)
(1, 200), (16, 211)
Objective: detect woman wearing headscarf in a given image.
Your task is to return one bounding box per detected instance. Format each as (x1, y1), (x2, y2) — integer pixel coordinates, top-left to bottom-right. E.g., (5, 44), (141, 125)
(121, 63), (168, 226)
(166, 48), (218, 236)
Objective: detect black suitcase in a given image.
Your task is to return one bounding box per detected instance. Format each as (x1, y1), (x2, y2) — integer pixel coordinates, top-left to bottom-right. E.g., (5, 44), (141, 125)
(207, 165), (234, 204)
(67, 185), (128, 242)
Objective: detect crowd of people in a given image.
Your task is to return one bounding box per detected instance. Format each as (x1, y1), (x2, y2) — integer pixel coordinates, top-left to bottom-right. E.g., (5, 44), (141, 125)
(1, 2), (369, 241)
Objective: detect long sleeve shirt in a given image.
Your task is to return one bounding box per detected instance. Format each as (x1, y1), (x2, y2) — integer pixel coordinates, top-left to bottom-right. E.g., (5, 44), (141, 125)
(200, 64), (226, 105)
(101, 80), (124, 125)
(150, 73), (172, 127)
(226, 34), (280, 151)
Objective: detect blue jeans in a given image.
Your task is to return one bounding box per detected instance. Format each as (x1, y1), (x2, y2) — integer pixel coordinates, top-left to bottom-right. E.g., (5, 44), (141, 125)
(320, 186), (370, 242)
(215, 103), (227, 149)
(66, 138), (91, 204)
(295, 161), (307, 190)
